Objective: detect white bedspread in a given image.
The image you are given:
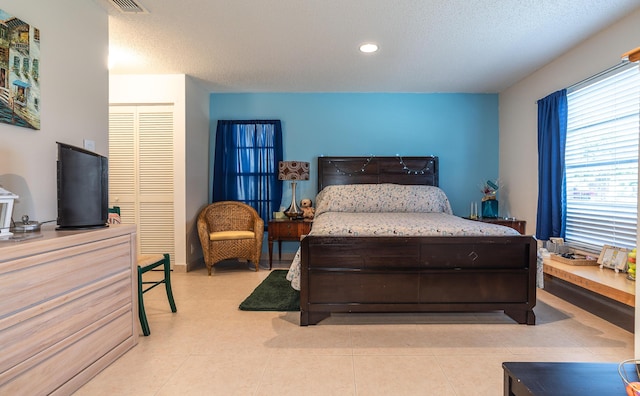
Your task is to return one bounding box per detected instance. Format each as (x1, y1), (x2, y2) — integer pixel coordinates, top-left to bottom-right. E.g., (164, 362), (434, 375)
(285, 212), (520, 290)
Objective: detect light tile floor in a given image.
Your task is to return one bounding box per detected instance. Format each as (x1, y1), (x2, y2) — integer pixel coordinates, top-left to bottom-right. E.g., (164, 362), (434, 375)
(75, 259), (634, 395)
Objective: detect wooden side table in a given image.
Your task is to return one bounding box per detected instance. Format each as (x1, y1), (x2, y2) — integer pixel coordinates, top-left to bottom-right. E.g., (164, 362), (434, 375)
(268, 219), (312, 269)
(467, 217), (526, 234)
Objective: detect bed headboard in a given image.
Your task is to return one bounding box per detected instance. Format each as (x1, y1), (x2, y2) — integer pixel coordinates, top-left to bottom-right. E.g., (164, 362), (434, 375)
(317, 156), (439, 191)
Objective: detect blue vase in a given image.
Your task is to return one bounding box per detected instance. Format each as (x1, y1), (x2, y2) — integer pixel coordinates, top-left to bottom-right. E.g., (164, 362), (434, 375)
(482, 199), (498, 218)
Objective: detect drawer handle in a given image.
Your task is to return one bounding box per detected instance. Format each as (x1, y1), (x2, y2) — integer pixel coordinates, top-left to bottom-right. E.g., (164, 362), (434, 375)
(468, 251), (478, 261)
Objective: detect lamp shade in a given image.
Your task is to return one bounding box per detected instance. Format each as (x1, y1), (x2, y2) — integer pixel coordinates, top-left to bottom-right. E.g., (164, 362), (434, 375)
(278, 161), (310, 181)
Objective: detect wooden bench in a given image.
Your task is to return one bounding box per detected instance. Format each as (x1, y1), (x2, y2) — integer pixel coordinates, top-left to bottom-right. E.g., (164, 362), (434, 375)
(543, 257), (635, 332)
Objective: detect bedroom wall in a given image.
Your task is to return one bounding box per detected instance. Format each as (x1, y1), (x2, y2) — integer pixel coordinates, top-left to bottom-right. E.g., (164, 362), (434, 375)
(184, 76), (211, 270)
(109, 74), (210, 272)
(210, 93), (500, 217)
(0, 1), (108, 223)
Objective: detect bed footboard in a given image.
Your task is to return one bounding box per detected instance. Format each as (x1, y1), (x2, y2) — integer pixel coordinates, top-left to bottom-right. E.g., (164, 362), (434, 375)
(299, 235), (537, 325)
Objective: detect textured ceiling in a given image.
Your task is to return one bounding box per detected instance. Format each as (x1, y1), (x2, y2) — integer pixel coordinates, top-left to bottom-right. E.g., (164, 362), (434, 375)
(98, 0), (640, 93)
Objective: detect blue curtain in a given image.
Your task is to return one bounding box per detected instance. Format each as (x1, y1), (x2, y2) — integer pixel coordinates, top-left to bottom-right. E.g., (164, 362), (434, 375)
(536, 89), (567, 240)
(212, 120), (283, 224)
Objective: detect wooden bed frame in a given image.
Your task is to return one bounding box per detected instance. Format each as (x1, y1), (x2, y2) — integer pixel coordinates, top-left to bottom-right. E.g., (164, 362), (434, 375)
(299, 156), (537, 325)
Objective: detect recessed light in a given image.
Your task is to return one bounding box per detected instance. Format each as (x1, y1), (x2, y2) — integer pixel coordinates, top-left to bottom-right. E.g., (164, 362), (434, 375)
(359, 43), (378, 53)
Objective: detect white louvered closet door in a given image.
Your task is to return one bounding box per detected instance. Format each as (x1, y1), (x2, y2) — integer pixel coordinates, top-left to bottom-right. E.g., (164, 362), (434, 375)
(109, 105), (175, 264)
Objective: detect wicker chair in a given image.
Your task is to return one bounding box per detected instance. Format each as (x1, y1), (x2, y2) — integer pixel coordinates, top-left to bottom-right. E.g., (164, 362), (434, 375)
(197, 201), (265, 275)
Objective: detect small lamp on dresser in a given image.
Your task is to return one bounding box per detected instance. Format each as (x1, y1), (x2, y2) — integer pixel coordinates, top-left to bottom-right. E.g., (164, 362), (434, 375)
(278, 160), (310, 219)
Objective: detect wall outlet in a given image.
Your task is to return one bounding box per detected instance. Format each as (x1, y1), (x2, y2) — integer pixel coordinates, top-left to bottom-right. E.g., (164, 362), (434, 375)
(83, 139), (96, 151)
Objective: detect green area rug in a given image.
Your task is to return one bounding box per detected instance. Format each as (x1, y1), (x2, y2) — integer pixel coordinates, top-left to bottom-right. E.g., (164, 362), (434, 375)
(239, 270), (300, 311)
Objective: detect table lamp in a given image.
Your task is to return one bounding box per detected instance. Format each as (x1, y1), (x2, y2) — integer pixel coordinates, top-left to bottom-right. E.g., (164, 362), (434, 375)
(278, 161), (309, 219)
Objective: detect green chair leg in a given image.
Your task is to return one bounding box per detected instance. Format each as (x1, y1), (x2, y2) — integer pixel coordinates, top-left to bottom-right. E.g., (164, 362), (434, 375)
(162, 253), (177, 313)
(138, 253), (177, 336)
(137, 265), (151, 336)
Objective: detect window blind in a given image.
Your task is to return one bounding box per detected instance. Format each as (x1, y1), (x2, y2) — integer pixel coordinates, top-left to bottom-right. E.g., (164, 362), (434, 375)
(565, 64), (640, 251)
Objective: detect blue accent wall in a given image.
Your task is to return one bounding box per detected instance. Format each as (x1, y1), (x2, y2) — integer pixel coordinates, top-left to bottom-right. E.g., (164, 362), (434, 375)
(209, 93), (499, 217)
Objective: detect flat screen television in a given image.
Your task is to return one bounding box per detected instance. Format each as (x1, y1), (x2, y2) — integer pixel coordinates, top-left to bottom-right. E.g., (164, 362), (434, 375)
(56, 142), (109, 229)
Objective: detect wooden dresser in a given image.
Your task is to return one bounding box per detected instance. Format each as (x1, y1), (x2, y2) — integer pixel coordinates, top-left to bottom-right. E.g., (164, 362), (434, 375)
(0, 225), (138, 395)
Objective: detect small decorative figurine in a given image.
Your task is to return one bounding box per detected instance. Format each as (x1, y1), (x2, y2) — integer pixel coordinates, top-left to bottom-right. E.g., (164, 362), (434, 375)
(300, 198), (315, 220)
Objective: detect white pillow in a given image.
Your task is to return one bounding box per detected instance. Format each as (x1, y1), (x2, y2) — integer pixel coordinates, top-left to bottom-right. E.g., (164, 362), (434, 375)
(315, 184), (453, 216)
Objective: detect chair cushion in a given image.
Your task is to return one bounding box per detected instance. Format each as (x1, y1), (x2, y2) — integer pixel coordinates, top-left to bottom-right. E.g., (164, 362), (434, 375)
(209, 230), (255, 241)
(138, 253), (166, 267)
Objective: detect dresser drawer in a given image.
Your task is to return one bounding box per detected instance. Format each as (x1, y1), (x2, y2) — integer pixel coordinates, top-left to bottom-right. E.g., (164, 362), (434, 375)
(420, 242), (529, 269)
(305, 237), (421, 269)
(419, 270), (529, 303)
(269, 220), (311, 240)
(309, 271), (420, 303)
(0, 235), (131, 317)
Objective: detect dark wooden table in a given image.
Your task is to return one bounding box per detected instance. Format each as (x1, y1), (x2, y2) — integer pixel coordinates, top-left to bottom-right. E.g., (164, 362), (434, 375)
(503, 361), (635, 395)
(267, 219), (312, 269)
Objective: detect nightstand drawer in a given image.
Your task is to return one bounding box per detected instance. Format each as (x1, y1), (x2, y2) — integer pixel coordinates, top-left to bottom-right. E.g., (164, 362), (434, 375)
(269, 220), (311, 239)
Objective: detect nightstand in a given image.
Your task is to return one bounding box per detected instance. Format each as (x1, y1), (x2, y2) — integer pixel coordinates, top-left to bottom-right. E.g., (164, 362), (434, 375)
(469, 217), (526, 234)
(268, 219), (312, 269)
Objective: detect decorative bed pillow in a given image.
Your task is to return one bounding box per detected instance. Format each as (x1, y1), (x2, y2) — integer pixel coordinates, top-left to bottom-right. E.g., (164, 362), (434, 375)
(315, 184), (453, 216)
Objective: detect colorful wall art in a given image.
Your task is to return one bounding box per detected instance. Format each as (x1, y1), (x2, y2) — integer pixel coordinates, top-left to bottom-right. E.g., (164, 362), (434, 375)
(0, 9), (40, 130)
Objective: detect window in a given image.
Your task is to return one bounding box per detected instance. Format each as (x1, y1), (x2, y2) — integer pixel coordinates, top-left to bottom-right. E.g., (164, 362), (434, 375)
(565, 64), (640, 251)
(212, 120), (283, 224)
(32, 59), (39, 80)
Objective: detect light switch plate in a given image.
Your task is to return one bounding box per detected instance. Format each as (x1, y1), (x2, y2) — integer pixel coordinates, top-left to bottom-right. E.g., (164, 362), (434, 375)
(83, 139), (96, 151)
